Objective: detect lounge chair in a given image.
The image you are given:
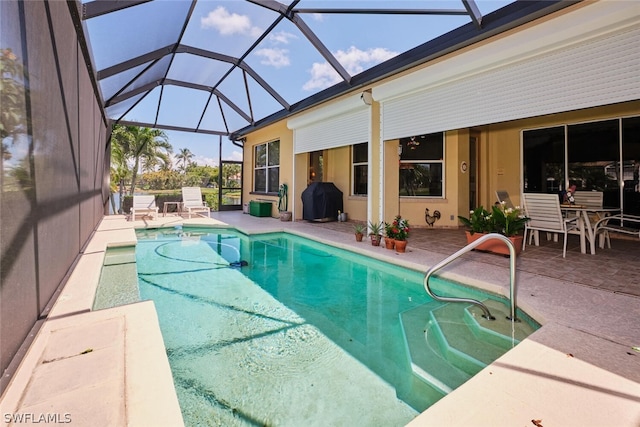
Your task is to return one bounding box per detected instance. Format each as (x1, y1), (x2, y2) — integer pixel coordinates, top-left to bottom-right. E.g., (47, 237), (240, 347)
(182, 187), (211, 218)
(130, 195), (158, 220)
(522, 193), (580, 258)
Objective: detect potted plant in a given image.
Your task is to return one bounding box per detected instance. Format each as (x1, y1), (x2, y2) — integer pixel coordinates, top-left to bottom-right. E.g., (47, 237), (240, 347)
(353, 223), (366, 242)
(368, 221), (383, 246)
(390, 215), (410, 253)
(383, 221), (396, 249)
(458, 202), (529, 255)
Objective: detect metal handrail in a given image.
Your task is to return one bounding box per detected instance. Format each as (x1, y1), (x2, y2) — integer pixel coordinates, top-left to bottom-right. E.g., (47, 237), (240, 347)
(423, 233), (518, 322)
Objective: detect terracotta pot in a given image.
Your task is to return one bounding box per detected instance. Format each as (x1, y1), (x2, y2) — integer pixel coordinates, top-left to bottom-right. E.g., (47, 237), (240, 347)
(370, 234), (381, 246)
(395, 240), (408, 253)
(464, 231), (523, 256)
(384, 237), (395, 250)
(355, 232), (364, 242)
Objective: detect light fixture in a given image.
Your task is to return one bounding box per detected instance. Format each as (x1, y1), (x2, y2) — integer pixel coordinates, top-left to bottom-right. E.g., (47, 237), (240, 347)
(360, 90), (373, 106)
(407, 136), (420, 150)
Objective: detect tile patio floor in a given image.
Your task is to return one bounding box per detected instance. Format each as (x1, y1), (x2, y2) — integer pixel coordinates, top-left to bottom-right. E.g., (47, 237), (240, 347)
(304, 218), (640, 298)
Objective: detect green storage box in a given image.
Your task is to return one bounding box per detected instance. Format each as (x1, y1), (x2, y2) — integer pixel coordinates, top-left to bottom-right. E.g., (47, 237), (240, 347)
(249, 200), (272, 217)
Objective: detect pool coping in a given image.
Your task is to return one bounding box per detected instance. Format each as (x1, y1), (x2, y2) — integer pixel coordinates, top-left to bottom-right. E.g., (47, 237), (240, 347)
(2, 213), (639, 426)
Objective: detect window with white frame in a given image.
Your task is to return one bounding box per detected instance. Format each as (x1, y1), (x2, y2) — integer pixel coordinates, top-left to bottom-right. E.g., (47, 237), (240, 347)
(352, 142), (368, 195)
(399, 133), (444, 197)
(254, 140), (280, 193)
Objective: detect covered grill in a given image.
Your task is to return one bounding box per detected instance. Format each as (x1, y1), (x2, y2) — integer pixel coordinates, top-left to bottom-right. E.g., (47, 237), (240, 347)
(301, 182), (344, 221)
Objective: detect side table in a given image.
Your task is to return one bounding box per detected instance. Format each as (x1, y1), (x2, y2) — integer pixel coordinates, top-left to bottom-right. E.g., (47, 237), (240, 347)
(163, 201), (182, 217)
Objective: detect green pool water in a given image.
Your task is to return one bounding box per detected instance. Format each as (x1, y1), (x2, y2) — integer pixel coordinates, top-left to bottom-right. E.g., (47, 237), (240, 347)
(96, 226), (539, 426)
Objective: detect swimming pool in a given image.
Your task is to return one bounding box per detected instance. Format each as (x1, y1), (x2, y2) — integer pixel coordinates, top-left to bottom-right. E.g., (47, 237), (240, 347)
(111, 226), (538, 426)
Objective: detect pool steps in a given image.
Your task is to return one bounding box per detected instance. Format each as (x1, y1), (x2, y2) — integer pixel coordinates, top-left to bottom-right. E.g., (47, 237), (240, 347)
(93, 246), (140, 310)
(400, 299), (537, 396)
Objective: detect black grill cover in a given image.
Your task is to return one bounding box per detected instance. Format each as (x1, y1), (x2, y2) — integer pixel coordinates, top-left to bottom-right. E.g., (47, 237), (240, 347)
(301, 182), (344, 221)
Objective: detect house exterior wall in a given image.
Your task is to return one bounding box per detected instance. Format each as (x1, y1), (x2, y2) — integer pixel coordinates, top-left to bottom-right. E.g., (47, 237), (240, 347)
(486, 100), (640, 209)
(242, 120), (292, 218)
(0, 0), (109, 392)
(240, 1), (639, 231)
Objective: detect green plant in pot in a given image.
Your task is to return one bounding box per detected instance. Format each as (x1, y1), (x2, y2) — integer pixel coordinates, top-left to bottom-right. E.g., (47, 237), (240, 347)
(353, 223), (366, 242)
(458, 202), (529, 255)
(368, 221), (383, 246)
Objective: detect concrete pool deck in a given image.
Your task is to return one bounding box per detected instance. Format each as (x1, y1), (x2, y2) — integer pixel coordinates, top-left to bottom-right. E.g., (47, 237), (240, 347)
(1, 212), (639, 426)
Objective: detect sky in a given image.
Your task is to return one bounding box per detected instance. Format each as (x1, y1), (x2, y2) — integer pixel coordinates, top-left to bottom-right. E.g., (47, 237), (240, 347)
(85, 0), (513, 169)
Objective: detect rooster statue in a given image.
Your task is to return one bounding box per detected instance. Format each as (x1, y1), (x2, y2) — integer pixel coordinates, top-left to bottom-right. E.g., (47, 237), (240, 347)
(425, 208), (441, 227)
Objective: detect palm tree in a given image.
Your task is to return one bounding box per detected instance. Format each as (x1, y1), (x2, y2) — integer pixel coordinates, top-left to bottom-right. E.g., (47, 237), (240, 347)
(176, 148), (194, 172)
(110, 124), (172, 196)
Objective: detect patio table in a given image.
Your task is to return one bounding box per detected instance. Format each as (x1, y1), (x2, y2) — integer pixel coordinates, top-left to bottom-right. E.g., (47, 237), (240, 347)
(560, 205), (620, 254)
(163, 201), (182, 217)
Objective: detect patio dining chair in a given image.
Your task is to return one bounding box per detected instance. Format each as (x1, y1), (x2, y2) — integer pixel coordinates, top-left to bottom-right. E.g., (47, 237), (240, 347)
(573, 190), (610, 248)
(522, 193), (580, 258)
(181, 187), (211, 219)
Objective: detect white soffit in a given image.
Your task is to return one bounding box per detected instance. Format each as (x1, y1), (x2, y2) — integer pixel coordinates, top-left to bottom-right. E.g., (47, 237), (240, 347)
(288, 94), (370, 154)
(373, 0), (640, 140)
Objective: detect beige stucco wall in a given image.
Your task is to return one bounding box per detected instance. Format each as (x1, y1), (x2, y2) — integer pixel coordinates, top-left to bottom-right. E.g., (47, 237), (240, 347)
(242, 96), (638, 227)
(242, 120), (292, 218)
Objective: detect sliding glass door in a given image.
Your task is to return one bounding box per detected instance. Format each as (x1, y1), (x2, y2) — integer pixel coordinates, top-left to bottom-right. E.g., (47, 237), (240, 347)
(523, 116), (640, 215)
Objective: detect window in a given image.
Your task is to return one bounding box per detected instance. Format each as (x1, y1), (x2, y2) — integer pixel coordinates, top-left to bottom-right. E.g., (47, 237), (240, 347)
(522, 116), (640, 215)
(254, 140), (279, 193)
(522, 126), (565, 193)
(352, 142), (368, 195)
(399, 133), (444, 197)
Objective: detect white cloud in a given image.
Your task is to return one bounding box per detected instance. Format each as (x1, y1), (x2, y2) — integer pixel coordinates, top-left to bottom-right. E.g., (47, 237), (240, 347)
(303, 46), (398, 91)
(194, 155), (218, 167)
(303, 62), (341, 91)
(201, 6), (261, 37)
(227, 150), (243, 162)
(255, 48), (290, 68)
(337, 46), (397, 74)
(311, 13), (324, 22)
(269, 30), (297, 45)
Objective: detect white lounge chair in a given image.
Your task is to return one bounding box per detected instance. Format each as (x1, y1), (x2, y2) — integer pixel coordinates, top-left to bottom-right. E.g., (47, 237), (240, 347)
(182, 187), (211, 218)
(130, 195), (158, 220)
(522, 193), (580, 258)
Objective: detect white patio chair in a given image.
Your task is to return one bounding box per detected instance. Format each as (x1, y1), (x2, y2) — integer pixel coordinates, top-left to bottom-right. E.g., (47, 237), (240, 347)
(182, 187), (211, 218)
(594, 214), (640, 248)
(130, 195), (158, 220)
(522, 193), (580, 258)
(573, 190), (610, 248)
(573, 190), (603, 209)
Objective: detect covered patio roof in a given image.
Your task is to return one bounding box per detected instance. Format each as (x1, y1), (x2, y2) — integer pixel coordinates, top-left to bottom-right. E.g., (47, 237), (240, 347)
(73, 0), (576, 140)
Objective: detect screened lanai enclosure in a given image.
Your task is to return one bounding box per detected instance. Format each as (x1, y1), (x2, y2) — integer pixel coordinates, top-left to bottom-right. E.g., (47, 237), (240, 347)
(82, 0), (494, 136)
(2, 0), (524, 391)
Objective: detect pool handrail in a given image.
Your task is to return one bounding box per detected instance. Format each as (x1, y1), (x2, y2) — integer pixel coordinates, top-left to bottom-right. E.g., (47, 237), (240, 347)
(423, 232), (518, 322)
